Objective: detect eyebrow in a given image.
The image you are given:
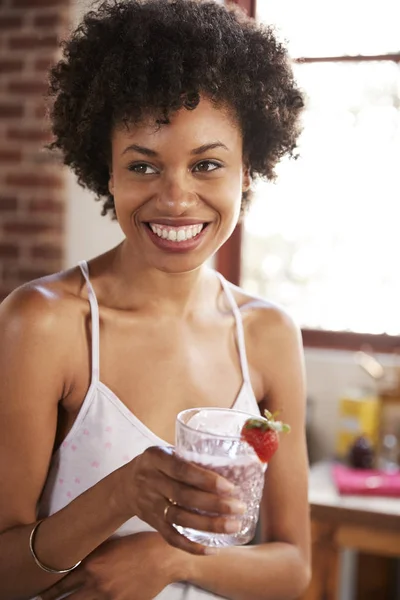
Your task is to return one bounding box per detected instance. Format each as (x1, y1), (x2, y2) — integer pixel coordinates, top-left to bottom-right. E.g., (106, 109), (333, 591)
(121, 141), (229, 157)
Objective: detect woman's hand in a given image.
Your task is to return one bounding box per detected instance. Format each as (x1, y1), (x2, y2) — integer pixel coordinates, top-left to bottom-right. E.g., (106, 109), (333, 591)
(116, 446), (246, 554)
(38, 532), (188, 600)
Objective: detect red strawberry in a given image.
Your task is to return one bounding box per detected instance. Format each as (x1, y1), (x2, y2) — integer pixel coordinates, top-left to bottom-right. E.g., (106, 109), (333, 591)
(240, 409), (290, 463)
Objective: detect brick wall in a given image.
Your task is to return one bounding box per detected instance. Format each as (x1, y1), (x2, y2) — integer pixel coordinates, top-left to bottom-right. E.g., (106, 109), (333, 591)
(0, 0), (72, 302)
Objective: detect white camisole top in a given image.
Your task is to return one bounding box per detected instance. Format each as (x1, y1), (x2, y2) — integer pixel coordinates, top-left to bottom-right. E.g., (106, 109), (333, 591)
(37, 261), (261, 599)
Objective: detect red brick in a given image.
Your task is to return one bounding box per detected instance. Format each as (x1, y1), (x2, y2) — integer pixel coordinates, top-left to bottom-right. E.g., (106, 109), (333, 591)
(8, 80), (48, 95)
(8, 34), (59, 51)
(28, 198), (63, 213)
(0, 149), (22, 163)
(0, 243), (19, 259)
(4, 222), (60, 235)
(18, 268), (55, 282)
(31, 244), (62, 260)
(0, 197), (18, 211)
(0, 288), (14, 302)
(7, 128), (50, 143)
(34, 14), (64, 28)
(34, 105), (49, 119)
(0, 15), (24, 29)
(11, 0), (66, 8)
(32, 149), (62, 166)
(0, 60), (24, 74)
(2, 264), (19, 281)
(6, 173), (63, 189)
(35, 57), (56, 72)
(0, 103), (24, 118)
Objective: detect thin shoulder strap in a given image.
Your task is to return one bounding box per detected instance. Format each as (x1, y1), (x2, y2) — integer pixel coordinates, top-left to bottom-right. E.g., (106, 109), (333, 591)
(78, 260), (100, 382)
(215, 272), (251, 384)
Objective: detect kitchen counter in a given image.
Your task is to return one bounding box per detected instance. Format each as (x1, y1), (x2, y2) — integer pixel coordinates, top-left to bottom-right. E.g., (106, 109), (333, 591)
(301, 461), (400, 600)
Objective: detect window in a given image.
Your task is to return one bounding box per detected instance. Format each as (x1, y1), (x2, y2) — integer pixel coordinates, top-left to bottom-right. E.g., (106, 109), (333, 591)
(220, 0), (400, 351)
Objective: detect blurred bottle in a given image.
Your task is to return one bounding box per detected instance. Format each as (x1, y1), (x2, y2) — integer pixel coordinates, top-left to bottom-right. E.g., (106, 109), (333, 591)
(336, 391), (380, 462)
(377, 431), (399, 473)
(348, 435), (374, 470)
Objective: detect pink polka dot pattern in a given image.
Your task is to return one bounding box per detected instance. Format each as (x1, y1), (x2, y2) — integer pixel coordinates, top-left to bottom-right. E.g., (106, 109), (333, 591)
(34, 261), (261, 600)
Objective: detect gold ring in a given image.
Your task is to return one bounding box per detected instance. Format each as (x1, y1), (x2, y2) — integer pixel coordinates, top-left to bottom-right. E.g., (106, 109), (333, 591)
(164, 498), (177, 522)
(164, 503), (171, 522)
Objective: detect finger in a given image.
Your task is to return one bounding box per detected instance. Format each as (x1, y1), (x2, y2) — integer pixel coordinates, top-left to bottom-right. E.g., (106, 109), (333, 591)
(162, 478), (246, 516)
(164, 501), (242, 536)
(38, 568), (85, 600)
(160, 521), (217, 556)
(150, 447), (235, 494)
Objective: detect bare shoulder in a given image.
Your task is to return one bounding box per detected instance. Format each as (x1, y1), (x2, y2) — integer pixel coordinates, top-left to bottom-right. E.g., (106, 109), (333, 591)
(229, 282), (302, 349)
(226, 282), (305, 402)
(0, 269), (89, 530)
(0, 268), (85, 357)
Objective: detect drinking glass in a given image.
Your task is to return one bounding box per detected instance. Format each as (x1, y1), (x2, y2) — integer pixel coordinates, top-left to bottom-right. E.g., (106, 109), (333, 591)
(175, 407), (267, 547)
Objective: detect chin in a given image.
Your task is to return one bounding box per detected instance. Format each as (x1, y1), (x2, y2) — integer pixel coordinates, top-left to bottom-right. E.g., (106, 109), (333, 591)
(150, 254), (211, 275)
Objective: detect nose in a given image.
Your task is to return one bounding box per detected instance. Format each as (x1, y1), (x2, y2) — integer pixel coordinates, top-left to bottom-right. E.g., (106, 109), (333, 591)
(156, 173), (198, 215)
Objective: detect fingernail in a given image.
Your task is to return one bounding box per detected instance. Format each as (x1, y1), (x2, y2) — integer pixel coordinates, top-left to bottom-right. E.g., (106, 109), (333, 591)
(217, 478), (235, 493)
(228, 500), (247, 514)
(224, 519), (241, 533)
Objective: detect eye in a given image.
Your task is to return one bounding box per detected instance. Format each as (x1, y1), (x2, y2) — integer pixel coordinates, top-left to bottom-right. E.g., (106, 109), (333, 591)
(128, 163), (158, 175)
(193, 160), (222, 173)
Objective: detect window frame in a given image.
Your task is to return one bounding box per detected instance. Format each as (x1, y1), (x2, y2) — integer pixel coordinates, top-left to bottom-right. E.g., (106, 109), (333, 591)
(219, 0), (400, 353)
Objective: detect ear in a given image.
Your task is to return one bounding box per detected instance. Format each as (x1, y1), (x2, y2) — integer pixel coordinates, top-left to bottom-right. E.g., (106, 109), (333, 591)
(108, 172), (114, 196)
(242, 164), (252, 192)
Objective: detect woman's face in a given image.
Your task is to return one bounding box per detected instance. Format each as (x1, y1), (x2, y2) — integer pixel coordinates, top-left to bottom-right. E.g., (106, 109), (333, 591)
(109, 96), (250, 273)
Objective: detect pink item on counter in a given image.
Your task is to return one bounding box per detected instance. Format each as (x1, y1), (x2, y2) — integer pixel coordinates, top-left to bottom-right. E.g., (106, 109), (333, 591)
(332, 463), (400, 497)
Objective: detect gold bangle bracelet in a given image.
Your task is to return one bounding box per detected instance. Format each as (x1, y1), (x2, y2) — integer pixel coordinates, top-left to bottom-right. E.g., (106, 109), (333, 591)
(29, 520), (82, 575)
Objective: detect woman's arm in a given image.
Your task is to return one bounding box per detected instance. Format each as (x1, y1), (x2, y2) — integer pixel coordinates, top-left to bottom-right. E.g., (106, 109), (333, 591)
(180, 308), (311, 600)
(0, 287), (132, 599)
(0, 286), (243, 600)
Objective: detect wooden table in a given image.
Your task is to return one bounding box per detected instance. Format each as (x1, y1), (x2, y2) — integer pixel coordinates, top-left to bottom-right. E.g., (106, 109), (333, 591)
(301, 462), (400, 600)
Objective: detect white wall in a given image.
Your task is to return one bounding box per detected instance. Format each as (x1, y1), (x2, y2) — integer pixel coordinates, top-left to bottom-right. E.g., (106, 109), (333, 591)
(65, 172), (124, 267)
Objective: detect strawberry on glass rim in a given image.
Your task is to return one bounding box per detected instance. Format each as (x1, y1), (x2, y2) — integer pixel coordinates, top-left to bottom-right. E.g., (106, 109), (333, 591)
(240, 409), (291, 464)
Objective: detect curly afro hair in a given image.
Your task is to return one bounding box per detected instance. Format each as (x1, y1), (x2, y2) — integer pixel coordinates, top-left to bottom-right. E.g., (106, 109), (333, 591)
(49, 0), (304, 217)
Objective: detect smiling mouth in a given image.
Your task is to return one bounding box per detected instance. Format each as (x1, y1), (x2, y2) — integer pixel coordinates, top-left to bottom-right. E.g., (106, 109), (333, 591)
(145, 222), (209, 243)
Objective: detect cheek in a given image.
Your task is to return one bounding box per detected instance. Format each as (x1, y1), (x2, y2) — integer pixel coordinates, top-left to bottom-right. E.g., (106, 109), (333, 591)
(112, 172), (145, 209)
(216, 174), (243, 215)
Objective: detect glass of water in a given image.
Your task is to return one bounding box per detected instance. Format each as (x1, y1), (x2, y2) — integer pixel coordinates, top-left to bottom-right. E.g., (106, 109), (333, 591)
(175, 407), (268, 548)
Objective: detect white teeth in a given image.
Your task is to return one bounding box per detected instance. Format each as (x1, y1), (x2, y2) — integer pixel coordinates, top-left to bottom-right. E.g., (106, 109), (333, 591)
(149, 223), (205, 242)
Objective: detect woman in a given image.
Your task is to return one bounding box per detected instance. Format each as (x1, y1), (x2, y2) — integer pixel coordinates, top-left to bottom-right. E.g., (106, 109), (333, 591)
(0, 1), (310, 599)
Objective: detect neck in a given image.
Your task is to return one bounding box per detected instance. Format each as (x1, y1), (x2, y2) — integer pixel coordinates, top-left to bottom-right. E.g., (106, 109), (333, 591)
(104, 242), (218, 316)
